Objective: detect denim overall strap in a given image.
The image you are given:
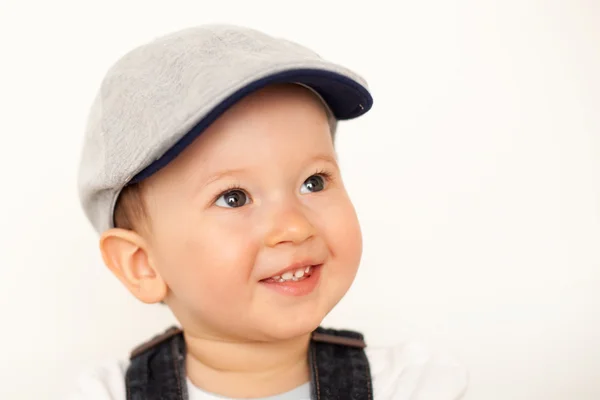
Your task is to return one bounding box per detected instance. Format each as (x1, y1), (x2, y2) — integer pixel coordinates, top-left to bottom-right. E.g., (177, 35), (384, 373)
(126, 326), (372, 400)
(309, 327), (373, 400)
(126, 327), (188, 400)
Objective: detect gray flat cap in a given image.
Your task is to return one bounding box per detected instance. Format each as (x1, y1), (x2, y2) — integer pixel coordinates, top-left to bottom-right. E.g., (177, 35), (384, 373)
(78, 24), (373, 234)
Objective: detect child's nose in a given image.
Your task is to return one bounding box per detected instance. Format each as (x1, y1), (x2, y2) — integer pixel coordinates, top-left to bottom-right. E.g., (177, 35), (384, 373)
(263, 206), (316, 247)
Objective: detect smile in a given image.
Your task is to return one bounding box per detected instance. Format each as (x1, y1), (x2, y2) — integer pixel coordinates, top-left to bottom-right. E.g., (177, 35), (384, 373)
(260, 264), (323, 297)
(263, 265), (314, 283)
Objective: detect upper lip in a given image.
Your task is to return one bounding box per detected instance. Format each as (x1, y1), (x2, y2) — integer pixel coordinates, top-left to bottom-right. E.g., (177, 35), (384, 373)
(262, 259), (323, 280)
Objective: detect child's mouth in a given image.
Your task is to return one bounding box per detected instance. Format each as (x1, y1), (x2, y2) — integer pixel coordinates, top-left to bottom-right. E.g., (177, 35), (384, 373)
(262, 265), (315, 283)
(259, 264), (322, 296)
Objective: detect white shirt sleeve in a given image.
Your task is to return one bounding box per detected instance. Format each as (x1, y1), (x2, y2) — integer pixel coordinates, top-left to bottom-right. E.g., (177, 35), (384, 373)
(66, 361), (128, 400)
(367, 342), (469, 400)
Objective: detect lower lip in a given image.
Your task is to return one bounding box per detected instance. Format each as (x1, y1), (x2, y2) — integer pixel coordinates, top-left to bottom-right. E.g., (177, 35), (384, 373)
(259, 265), (322, 297)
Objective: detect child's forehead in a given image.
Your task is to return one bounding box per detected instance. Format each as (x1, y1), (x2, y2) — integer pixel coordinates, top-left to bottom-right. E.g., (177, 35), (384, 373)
(184, 85), (333, 144)
(215, 83), (336, 131)
(164, 91), (337, 178)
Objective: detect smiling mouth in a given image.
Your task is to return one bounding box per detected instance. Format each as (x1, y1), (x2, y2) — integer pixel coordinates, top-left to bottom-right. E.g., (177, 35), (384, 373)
(261, 265), (317, 283)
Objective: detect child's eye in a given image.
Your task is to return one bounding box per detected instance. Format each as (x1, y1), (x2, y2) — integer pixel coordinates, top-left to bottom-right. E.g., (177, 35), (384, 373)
(215, 189), (250, 208)
(300, 174), (327, 194)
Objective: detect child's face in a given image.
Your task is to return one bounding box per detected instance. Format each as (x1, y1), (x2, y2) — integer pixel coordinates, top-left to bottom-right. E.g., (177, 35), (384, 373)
(142, 85), (362, 341)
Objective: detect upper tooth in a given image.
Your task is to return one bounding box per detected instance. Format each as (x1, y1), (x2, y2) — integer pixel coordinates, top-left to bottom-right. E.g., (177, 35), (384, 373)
(277, 267), (310, 281)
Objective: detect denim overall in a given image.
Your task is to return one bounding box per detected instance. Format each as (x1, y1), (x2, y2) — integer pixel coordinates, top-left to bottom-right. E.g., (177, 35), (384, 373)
(125, 326), (372, 400)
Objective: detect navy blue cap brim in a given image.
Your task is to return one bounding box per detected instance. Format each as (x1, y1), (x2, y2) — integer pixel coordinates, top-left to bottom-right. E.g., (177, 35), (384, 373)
(129, 68), (372, 184)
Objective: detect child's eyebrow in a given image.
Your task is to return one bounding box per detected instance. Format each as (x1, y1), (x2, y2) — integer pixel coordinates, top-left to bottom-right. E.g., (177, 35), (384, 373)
(311, 154), (339, 167)
(197, 154), (338, 188)
(201, 168), (247, 187)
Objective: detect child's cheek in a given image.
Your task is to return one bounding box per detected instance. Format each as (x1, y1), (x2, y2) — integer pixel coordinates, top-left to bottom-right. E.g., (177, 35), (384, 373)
(172, 226), (258, 309)
(317, 190), (362, 256)
(326, 198), (363, 274)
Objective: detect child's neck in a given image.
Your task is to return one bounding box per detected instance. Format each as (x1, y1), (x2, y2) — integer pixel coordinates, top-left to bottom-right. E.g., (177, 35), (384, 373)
(184, 331), (311, 398)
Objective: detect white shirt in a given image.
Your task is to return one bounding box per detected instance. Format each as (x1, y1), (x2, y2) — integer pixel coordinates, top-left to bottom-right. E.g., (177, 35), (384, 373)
(66, 342), (468, 400)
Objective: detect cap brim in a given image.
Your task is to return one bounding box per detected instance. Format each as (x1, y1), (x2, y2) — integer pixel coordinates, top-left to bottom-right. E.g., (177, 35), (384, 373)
(129, 68), (372, 184)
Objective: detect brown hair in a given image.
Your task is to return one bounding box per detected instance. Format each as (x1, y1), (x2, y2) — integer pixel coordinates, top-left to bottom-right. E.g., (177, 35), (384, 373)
(114, 183), (147, 231)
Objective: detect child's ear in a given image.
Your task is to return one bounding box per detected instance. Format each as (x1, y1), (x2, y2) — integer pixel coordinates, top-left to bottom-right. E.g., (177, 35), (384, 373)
(99, 229), (167, 304)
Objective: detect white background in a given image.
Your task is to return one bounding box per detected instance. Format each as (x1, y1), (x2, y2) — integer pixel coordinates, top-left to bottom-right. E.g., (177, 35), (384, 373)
(0, 1), (599, 399)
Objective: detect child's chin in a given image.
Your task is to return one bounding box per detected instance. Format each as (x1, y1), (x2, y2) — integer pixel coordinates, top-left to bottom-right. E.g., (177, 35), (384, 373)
(261, 314), (325, 341)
